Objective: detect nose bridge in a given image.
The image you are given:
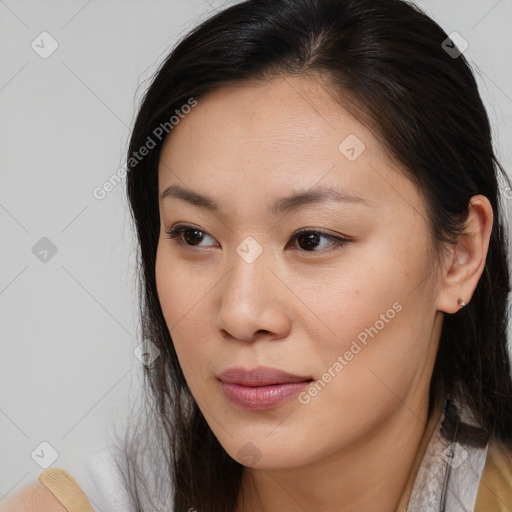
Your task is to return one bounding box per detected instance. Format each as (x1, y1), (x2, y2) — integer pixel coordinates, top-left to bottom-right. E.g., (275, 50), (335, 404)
(216, 237), (287, 340)
(226, 237), (269, 308)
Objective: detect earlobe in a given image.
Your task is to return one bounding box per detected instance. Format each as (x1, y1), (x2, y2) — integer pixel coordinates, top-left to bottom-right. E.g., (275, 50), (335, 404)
(436, 195), (493, 315)
(436, 244), (464, 314)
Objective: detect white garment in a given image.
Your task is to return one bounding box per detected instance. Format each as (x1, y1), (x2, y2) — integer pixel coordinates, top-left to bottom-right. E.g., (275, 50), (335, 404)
(79, 441), (174, 512)
(78, 447), (134, 512)
(405, 394), (489, 512)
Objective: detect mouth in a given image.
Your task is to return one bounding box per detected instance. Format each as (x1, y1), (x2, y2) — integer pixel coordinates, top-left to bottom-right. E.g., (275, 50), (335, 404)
(217, 366), (313, 386)
(217, 366), (314, 411)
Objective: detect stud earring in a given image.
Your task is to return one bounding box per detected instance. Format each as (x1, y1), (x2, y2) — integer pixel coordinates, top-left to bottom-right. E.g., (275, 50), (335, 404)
(457, 297), (466, 307)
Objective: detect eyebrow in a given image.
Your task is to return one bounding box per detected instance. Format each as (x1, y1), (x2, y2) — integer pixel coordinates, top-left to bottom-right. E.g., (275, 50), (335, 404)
(160, 183), (370, 215)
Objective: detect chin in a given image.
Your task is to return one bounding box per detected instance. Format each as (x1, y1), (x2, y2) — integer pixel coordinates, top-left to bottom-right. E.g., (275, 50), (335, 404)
(218, 434), (314, 469)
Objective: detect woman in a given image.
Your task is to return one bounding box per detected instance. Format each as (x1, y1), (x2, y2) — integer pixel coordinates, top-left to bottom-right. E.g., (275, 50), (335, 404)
(5, 0), (512, 510)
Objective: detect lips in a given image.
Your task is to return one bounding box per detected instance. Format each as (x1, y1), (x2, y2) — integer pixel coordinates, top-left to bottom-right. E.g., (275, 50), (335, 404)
(217, 366), (313, 386)
(217, 366), (313, 411)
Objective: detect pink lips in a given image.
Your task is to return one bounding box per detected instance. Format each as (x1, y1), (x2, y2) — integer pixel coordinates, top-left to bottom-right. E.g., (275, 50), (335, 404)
(217, 366), (313, 411)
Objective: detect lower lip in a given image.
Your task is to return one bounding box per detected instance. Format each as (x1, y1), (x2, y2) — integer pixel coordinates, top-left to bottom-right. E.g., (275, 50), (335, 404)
(219, 380), (311, 411)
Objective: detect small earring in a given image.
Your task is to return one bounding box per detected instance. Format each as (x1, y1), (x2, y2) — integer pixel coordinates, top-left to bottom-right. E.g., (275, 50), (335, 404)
(457, 297), (466, 307)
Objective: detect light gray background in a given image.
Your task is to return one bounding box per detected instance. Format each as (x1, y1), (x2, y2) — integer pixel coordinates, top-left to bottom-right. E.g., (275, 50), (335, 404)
(1, 0), (511, 501)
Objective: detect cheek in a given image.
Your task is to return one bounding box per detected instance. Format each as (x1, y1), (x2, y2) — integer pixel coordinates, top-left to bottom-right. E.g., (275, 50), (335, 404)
(155, 246), (180, 326)
(301, 257), (398, 355)
(306, 240), (433, 390)
(155, 246), (205, 375)
(155, 243), (210, 328)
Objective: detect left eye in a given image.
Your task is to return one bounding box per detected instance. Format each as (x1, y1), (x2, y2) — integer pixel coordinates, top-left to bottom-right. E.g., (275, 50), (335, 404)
(290, 229), (350, 252)
(165, 225), (351, 253)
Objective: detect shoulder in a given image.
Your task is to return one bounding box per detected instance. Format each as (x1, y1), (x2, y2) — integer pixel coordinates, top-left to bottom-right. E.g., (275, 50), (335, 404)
(475, 438), (512, 511)
(0, 480), (67, 512)
(0, 468), (95, 512)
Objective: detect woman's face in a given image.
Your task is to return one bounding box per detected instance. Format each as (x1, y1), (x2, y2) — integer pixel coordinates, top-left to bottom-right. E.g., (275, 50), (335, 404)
(155, 75), (445, 469)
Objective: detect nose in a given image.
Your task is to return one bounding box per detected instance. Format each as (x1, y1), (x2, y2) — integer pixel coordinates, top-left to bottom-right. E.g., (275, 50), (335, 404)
(215, 246), (291, 343)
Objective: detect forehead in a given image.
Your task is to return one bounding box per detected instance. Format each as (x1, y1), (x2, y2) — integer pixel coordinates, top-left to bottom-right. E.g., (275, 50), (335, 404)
(157, 75), (423, 220)
(160, 75), (380, 165)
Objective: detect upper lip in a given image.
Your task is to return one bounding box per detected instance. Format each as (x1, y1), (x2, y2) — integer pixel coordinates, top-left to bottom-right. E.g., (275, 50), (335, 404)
(217, 366), (313, 386)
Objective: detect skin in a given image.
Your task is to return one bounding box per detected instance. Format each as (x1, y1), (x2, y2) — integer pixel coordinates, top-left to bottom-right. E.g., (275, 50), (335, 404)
(0, 482), (67, 512)
(155, 75), (493, 512)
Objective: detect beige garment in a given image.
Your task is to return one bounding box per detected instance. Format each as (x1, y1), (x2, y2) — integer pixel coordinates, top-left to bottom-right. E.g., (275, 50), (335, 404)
(38, 468), (94, 512)
(474, 438), (512, 511)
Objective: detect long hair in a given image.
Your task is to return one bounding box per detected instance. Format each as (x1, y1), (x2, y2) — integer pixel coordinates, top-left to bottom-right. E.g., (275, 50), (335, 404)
(116, 0), (512, 510)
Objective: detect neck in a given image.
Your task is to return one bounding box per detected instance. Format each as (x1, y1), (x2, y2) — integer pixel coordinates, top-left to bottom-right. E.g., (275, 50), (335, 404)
(237, 394), (436, 512)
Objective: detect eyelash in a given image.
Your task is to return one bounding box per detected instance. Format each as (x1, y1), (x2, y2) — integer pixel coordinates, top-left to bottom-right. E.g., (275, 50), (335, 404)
(164, 224), (351, 254)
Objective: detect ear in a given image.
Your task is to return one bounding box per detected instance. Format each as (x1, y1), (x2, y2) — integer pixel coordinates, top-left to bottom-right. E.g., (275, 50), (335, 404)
(437, 195), (494, 314)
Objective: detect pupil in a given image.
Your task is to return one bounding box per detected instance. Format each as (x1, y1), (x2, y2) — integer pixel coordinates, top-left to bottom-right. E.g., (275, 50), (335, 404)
(298, 233), (319, 251)
(184, 230), (203, 245)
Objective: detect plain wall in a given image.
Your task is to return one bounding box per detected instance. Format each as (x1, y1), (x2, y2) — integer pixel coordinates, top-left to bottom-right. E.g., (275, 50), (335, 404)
(1, 0), (511, 500)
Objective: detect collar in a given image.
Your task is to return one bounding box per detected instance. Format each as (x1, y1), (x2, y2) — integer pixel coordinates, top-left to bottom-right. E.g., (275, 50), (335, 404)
(395, 393), (489, 512)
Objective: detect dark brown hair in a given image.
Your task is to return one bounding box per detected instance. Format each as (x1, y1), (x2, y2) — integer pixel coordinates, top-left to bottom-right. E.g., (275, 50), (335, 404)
(115, 0), (512, 510)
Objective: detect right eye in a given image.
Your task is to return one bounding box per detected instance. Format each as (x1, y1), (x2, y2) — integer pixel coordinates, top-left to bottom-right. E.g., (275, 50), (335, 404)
(165, 224), (218, 248)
